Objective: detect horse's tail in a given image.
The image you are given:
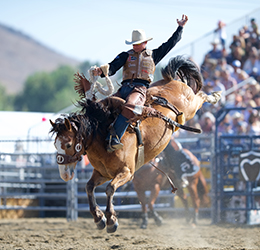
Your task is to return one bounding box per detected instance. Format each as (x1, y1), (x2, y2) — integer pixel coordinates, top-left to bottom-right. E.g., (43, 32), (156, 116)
(197, 170), (210, 207)
(161, 55), (203, 94)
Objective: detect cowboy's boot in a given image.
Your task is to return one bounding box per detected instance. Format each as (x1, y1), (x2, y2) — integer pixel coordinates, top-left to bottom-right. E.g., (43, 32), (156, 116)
(106, 114), (129, 152)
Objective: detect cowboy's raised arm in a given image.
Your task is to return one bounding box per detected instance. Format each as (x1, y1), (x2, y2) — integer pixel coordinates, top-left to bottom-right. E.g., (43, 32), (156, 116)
(152, 14), (188, 65)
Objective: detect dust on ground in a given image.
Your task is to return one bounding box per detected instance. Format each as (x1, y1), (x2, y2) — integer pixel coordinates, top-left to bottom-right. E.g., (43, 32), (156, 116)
(0, 216), (259, 250)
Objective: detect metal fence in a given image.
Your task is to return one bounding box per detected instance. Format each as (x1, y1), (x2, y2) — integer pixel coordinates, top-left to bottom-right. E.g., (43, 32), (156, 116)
(2, 128), (259, 225)
(0, 149), (68, 218)
(214, 107), (260, 225)
(0, 136), (214, 221)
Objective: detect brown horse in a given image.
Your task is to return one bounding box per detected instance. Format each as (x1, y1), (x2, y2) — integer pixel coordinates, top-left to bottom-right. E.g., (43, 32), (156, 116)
(132, 138), (210, 229)
(50, 56), (220, 233)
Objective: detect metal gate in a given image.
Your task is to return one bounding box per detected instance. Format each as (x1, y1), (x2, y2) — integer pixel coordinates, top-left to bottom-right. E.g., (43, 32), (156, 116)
(214, 107), (260, 225)
(0, 137), (214, 221)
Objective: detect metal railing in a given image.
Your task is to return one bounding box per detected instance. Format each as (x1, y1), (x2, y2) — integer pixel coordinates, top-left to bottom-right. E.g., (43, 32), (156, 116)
(0, 136), (214, 221)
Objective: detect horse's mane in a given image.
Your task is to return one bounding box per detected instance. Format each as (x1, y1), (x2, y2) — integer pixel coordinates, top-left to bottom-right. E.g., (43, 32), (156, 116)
(50, 99), (112, 141)
(161, 56), (203, 94)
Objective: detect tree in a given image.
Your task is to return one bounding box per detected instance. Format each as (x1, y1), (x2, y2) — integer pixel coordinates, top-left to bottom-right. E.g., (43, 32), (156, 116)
(14, 65), (78, 112)
(0, 84), (14, 111)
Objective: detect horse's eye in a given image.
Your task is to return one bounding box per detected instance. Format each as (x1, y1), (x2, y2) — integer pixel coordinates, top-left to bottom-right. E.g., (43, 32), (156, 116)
(66, 144), (72, 149)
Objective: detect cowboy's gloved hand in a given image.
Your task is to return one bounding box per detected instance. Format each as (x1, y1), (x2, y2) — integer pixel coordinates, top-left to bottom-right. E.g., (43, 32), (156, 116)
(177, 14), (188, 27)
(93, 67), (102, 76)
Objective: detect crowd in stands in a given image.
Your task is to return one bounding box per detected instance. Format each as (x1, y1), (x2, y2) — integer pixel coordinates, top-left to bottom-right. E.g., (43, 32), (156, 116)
(176, 18), (260, 139)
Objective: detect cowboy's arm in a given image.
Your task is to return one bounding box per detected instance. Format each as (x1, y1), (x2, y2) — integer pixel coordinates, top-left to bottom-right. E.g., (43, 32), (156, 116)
(94, 52), (129, 77)
(152, 15), (188, 65)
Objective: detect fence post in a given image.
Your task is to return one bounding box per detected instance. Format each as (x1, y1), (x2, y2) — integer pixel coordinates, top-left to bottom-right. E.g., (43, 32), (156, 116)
(66, 180), (72, 221)
(66, 167), (78, 221)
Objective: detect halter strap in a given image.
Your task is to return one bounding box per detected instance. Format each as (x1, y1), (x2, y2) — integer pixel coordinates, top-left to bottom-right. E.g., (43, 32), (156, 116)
(56, 151), (82, 165)
(56, 136), (85, 165)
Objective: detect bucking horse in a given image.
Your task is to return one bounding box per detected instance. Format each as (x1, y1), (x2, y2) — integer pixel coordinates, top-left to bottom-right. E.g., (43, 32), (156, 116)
(49, 56), (221, 233)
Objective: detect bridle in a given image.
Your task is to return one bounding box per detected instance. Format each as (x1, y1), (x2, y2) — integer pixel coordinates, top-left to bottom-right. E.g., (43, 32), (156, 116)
(56, 135), (84, 165)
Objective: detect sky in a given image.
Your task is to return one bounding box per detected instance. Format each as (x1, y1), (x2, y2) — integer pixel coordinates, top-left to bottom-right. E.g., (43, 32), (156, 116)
(1, 0), (260, 66)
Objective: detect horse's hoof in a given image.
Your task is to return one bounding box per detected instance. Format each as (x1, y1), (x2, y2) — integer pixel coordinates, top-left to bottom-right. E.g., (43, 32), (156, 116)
(95, 215), (107, 230)
(191, 223), (197, 228)
(152, 211), (163, 226)
(140, 223), (147, 229)
(106, 220), (119, 233)
(155, 217), (163, 226)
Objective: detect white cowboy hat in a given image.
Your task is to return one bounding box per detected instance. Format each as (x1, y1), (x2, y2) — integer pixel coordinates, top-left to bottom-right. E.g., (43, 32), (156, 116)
(125, 29), (153, 45)
(211, 38), (220, 45)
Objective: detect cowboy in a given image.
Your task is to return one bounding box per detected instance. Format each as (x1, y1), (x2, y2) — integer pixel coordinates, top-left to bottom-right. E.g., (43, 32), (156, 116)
(94, 15), (188, 152)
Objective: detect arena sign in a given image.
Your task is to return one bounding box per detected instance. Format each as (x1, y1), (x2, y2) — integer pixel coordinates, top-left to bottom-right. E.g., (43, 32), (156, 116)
(239, 150), (260, 182)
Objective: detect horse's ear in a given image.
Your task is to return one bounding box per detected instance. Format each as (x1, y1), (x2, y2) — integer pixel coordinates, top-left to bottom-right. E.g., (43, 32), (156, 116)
(64, 118), (72, 131)
(50, 119), (55, 127)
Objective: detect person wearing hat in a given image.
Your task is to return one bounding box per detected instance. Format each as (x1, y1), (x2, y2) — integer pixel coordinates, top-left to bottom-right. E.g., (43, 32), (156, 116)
(93, 14), (188, 152)
(205, 38), (223, 60)
(230, 59), (249, 83)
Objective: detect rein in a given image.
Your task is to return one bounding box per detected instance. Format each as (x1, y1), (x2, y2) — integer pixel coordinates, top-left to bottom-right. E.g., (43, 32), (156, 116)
(149, 160), (178, 193)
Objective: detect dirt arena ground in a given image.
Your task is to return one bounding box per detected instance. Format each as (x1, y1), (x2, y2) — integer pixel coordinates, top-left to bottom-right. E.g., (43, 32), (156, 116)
(0, 216), (259, 250)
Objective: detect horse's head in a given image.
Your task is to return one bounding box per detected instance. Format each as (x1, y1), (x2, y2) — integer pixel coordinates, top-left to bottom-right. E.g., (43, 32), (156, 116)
(50, 118), (85, 182)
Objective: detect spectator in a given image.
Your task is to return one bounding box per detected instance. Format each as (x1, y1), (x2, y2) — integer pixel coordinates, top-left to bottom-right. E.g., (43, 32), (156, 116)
(220, 69), (238, 98)
(238, 27), (250, 44)
(225, 94), (246, 118)
(253, 93), (260, 107)
(233, 121), (248, 146)
(218, 113), (232, 135)
(205, 39), (223, 60)
(242, 88), (256, 107)
(222, 122), (234, 136)
(237, 121), (247, 135)
(243, 47), (260, 77)
(214, 20), (227, 50)
(230, 60), (249, 83)
(237, 121), (247, 137)
(199, 112), (216, 134)
(250, 18), (259, 36)
(243, 96), (257, 123)
(201, 68), (213, 85)
(236, 32), (246, 51)
(227, 35), (246, 65)
(247, 110), (260, 135)
(249, 33), (260, 50)
(231, 112), (247, 134)
(215, 57), (234, 74)
(248, 82), (260, 98)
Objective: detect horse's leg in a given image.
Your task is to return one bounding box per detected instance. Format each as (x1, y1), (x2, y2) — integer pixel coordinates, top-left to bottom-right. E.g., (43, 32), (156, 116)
(187, 177), (200, 225)
(133, 183), (148, 229)
(86, 169), (109, 230)
(184, 91), (221, 121)
(197, 91), (221, 105)
(197, 171), (210, 208)
(148, 183), (163, 226)
(176, 186), (191, 223)
(105, 167), (133, 233)
(137, 190), (149, 229)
